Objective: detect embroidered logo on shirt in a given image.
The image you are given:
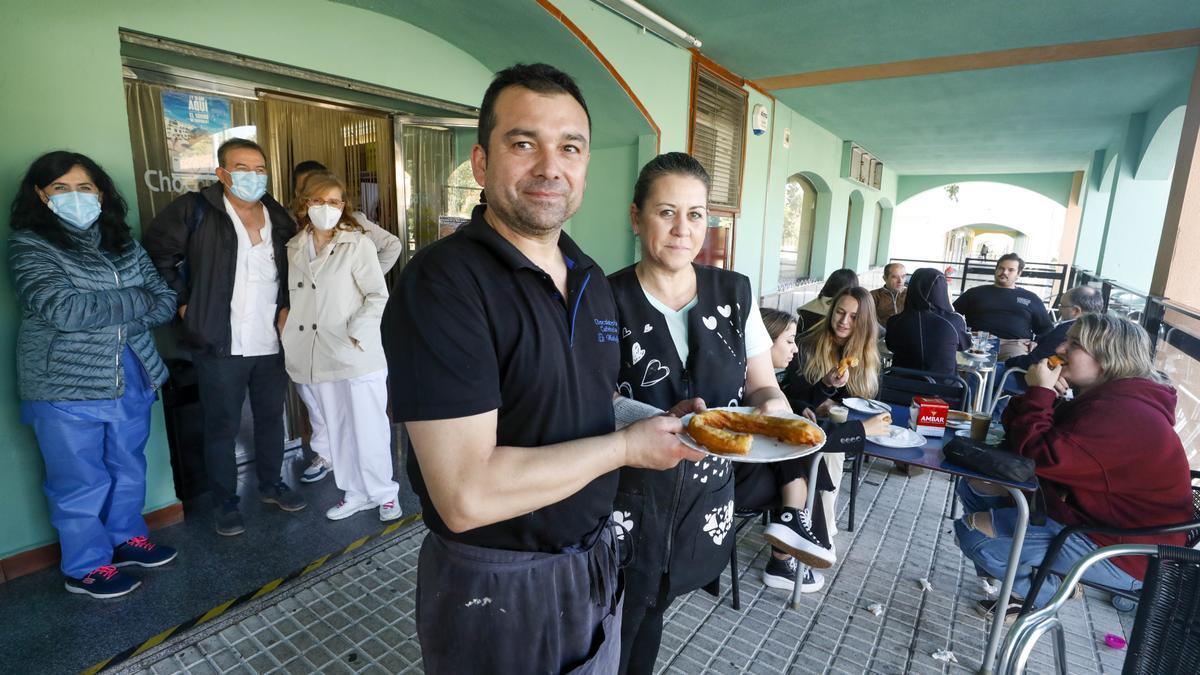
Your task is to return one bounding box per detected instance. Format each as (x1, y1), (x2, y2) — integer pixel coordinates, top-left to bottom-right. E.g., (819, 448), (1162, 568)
(594, 318), (619, 343)
(1016, 297), (1031, 306)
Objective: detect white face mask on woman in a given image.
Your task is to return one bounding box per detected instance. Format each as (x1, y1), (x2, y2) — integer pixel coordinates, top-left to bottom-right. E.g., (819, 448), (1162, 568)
(307, 204), (343, 231)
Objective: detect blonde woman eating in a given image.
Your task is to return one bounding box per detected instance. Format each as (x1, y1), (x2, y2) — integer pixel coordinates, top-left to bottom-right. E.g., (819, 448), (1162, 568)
(282, 173), (400, 522)
(781, 286), (882, 536)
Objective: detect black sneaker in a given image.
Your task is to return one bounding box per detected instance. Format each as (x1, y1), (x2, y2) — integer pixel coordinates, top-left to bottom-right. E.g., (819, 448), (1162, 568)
(113, 536), (178, 568)
(216, 506), (245, 537)
(976, 598), (1023, 625)
(64, 565), (140, 598)
(762, 556), (825, 593)
(260, 481), (307, 512)
(764, 508), (836, 569)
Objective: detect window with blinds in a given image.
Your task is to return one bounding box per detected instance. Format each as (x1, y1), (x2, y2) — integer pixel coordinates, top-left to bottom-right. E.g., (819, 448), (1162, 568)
(689, 67), (748, 211)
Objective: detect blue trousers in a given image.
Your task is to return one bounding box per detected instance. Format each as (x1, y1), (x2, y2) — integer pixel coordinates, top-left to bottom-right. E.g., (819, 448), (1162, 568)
(953, 479), (1139, 606)
(21, 346), (155, 578)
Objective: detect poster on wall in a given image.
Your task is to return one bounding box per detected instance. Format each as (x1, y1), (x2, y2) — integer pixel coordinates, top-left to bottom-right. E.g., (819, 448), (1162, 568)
(161, 90), (233, 182)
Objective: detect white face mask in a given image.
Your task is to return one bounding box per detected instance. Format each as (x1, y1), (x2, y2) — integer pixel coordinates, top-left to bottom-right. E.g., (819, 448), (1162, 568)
(307, 204), (343, 231)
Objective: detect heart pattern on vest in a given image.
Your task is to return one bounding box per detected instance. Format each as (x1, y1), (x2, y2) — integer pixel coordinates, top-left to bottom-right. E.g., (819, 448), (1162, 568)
(621, 326), (632, 339)
(641, 359), (670, 387)
(631, 342), (645, 365)
(702, 316), (717, 330)
(643, 323), (654, 333)
(717, 304), (732, 318)
(617, 381), (633, 398)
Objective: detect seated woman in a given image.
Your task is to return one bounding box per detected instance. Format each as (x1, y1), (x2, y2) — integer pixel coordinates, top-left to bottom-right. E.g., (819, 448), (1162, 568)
(781, 287), (883, 537)
(886, 267), (970, 375)
(796, 268), (859, 332)
(738, 310), (889, 594)
(955, 314), (1193, 621)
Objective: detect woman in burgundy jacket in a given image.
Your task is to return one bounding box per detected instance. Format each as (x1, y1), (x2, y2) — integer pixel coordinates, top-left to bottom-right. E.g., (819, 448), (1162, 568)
(954, 314), (1192, 621)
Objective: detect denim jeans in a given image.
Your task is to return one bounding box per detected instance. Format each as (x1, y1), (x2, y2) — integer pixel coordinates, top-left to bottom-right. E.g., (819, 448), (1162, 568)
(953, 479), (1140, 607)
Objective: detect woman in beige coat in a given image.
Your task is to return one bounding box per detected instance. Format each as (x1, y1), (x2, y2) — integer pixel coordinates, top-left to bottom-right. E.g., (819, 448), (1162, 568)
(282, 173), (400, 522)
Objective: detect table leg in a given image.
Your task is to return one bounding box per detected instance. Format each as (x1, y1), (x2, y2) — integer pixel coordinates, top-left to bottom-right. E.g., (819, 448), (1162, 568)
(790, 453), (825, 610)
(979, 486), (1029, 675)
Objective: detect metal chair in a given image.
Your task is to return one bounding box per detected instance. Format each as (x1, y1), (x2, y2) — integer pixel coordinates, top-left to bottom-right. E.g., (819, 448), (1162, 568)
(727, 508), (768, 610)
(988, 367), (1027, 417)
(999, 543), (1200, 674)
(1018, 470), (1200, 617)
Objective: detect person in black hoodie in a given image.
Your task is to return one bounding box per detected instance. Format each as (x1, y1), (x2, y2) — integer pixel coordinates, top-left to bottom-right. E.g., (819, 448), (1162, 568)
(886, 267), (971, 375)
(609, 153), (791, 674)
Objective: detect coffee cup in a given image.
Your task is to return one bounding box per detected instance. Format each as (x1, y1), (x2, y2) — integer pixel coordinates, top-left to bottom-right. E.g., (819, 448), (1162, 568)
(829, 405), (849, 424)
(970, 412), (991, 441)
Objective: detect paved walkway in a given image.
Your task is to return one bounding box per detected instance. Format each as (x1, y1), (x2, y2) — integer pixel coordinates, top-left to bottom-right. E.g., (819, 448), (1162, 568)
(112, 457), (1131, 674)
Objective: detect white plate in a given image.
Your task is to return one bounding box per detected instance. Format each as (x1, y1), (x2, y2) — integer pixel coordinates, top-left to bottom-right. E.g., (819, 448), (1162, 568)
(964, 349), (991, 360)
(843, 397), (891, 415)
(679, 406), (826, 463)
(867, 425), (927, 448)
(946, 420), (971, 430)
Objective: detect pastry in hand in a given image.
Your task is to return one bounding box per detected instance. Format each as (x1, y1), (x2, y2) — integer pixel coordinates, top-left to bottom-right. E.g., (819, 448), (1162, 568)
(1047, 355), (1067, 368)
(836, 355), (860, 379)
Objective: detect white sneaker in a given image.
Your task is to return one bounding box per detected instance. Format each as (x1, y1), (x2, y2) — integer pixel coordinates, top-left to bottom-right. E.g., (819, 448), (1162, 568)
(325, 498), (374, 521)
(379, 500), (403, 522)
(300, 456), (332, 483)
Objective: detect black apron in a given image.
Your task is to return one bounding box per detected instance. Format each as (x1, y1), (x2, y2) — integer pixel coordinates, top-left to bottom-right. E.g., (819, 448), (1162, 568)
(416, 520), (622, 674)
(609, 264), (751, 604)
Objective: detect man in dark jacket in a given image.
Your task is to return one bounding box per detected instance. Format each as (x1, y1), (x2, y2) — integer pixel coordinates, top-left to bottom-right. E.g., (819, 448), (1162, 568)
(953, 253), (1053, 359)
(143, 138), (305, 536)
(1005, 285), (1102, 371)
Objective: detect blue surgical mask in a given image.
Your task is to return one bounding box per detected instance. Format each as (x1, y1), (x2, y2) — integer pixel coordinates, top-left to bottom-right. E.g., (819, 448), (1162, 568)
(228, 171), (269, 202)
(47, 191), (102, 230)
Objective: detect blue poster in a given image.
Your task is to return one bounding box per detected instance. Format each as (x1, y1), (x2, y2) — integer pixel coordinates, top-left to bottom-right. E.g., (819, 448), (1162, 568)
(161, 90), (233, 175)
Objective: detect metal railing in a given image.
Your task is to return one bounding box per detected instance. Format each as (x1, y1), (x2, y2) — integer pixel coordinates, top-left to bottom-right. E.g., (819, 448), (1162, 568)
(1071, 269), (1200, 470)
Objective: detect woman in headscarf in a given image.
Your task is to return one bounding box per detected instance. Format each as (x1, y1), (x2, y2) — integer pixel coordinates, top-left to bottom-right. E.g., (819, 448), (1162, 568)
(885, 267), (970, 375)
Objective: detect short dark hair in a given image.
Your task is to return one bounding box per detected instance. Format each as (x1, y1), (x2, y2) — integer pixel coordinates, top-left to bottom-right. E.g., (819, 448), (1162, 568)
(9, 150), (133, 254)
(819, 268), (860, 299)
(1067, 285), (1103, 315)
(632, 152), (710, 210)
(996, 252), (1025, 272)
(292, 160), (327, 187)
(883, 262), (905, 277)
(217, 138), (266, 168)
(477, 63), (591, 153)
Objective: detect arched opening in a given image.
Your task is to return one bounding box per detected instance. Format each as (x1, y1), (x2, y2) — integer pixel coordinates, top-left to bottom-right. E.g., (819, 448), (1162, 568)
(780, 173), (819, 283)
(843, 190), (864, 270)
(891, 182), (1064, 265)
(874, 199), (895, 267)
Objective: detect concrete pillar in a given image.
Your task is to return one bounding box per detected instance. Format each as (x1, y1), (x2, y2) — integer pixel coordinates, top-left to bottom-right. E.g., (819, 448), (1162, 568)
(1150, 53), (1200, 306)
(1058, 171), (1084, 264)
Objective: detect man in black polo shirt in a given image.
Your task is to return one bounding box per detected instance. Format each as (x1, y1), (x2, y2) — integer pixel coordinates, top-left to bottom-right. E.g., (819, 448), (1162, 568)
(953, 253), (1053, 359)
(385, 64), (702, 674)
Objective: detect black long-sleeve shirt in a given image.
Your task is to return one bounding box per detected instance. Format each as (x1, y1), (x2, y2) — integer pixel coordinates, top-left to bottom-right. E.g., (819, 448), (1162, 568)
(952, 284), (1053, 340)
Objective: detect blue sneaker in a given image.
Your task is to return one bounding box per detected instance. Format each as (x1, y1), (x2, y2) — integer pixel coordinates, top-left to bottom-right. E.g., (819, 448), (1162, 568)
(113, 536), (178, 568)
(65, 565), (140, 599)
(300, 456), (331, 483)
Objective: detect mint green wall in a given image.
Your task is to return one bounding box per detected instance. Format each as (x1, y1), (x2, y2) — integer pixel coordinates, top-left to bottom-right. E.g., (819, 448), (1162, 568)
(1096, 114), (1174, 291)
(570, 144), (639, 273)
(0, 0), (492, 560)
(554, 0), (692, 153)
(732, 89), (776, 294)
(1075, 149), (1116, 271)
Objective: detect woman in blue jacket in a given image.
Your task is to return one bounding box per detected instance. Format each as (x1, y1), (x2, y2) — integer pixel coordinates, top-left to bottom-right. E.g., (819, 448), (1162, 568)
(8, 151), (179, 598)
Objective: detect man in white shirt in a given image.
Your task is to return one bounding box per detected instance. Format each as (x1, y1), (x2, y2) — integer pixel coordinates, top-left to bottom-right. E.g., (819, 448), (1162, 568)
(144, 139), (307, 536)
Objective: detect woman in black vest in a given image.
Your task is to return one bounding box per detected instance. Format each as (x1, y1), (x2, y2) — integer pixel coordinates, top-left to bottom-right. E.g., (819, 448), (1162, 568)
(610, 153), (789, 674)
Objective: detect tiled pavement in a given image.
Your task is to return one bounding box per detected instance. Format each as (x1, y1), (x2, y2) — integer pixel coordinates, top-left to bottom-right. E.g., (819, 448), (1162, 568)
(113, 456), (1132, 674)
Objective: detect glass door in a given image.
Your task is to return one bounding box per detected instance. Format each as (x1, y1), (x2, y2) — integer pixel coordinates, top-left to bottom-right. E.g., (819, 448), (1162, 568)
(394, 117), (479, 266)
